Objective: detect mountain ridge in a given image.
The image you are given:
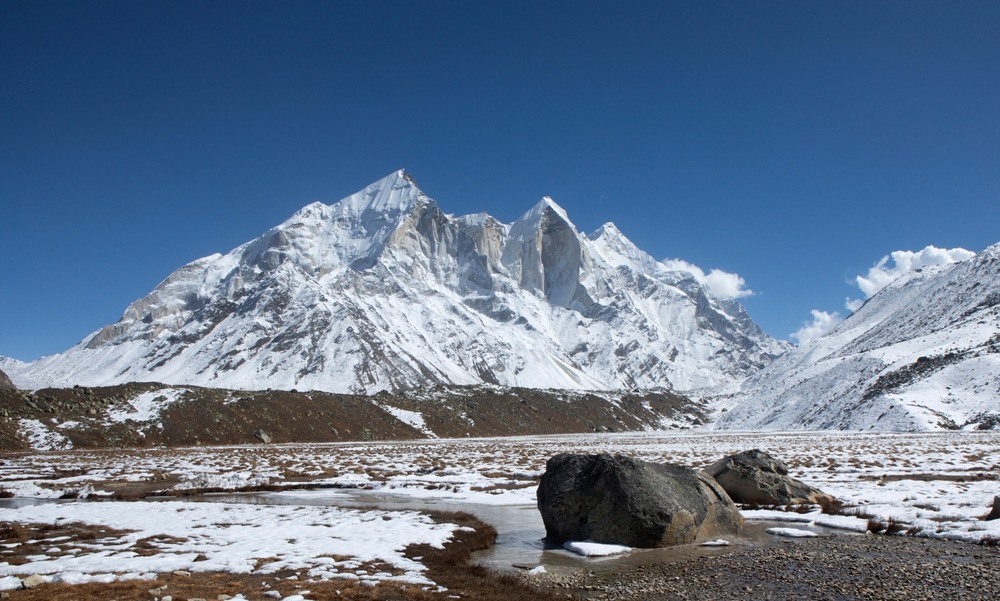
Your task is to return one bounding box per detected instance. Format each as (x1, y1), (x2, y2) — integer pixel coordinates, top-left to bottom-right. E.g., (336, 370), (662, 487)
(716, 242), (1000, 431)
(7, 171), (786, 395)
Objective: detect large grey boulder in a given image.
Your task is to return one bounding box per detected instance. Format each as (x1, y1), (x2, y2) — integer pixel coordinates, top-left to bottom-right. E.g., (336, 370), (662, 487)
(536, 453), (743, 548)
(705, 449), (832, 505)
(0, 368), (15, 390)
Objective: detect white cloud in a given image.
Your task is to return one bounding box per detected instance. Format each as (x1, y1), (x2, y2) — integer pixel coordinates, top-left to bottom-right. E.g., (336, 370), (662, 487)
(661, 259), (753, 299)
(791, 245), (974, 345)
(845, 297), (864, 313)
(852, 245), (976, 300)
(790, 309), (843, 345)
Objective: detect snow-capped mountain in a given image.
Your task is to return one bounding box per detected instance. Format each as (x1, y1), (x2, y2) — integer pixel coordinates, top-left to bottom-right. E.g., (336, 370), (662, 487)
(717, 243), (1000, 431)
(7, 170), (785, 394)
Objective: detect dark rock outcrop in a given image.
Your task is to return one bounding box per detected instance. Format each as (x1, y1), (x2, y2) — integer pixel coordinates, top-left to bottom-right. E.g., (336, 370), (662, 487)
(705, 449), (832, 505)
(0, 368), (14, 391)
(536, 453), (743, 548)
(986, 496), (1000, 521)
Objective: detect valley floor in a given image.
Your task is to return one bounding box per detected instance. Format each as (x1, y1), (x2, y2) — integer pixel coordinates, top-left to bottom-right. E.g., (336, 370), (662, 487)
(0, 431), (998, 599)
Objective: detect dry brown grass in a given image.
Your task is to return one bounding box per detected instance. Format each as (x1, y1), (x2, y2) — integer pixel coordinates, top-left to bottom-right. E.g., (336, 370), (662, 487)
(817, 496), (846, 515)
(0, 521), (137, 566)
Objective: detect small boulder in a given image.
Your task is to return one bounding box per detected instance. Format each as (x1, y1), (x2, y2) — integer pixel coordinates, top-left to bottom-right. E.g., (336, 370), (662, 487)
(253, 429), (271, 444)
(537, 453), (743, 548)
(985, 496), (1000, 521)
(21, 574), (46, 589)
(705, 449), (831, 505)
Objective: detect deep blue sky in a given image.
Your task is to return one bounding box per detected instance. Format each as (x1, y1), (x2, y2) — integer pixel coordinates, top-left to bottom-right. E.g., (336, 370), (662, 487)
(2, 1), (998, 361)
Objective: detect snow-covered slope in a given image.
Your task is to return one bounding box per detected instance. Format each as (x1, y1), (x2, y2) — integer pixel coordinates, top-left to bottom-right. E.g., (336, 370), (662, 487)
(7, 171), (785, 394)
(717, 244), (1000, 431)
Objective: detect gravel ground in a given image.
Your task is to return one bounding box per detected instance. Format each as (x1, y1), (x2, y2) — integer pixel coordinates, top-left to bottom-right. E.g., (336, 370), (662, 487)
(531, 534), (1000, 600)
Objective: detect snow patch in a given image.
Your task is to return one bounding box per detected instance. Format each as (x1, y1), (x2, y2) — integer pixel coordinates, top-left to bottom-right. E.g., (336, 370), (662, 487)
(765, 527), (819, 538)
(107, 388), (187, 423)
(562, 541), (632, 557)
(699, 538), (732, 546)
(743, 509), (869, 533)
(380, 405), (437, 438)
(18, 419), (72, 451)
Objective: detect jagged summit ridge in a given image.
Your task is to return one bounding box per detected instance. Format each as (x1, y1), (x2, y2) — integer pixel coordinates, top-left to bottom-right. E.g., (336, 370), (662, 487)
(11, 171), (787, 394)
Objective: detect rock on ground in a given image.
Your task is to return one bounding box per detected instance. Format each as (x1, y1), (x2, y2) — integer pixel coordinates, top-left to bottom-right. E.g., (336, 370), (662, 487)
(537, 453), (743, 548)
(986, 495), (1000, 521)
(705, 449), (832, 505)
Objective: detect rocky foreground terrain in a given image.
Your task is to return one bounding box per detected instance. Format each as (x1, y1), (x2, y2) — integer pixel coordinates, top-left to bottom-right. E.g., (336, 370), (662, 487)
(0, 382), (704, 451)
(533, 534), (1000, 600)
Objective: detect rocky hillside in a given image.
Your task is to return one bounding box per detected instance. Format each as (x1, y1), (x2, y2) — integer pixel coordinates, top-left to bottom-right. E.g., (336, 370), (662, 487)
(716, 243), (1000, 431)
(6, 170), (785, 396)
(0, 368), (14, 391)
(0, 383), (706, 451)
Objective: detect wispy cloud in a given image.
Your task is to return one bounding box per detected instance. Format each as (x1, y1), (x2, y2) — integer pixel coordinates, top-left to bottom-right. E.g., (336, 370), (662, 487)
(852, 245), (975, 299)
(661, 259), (753, 300)
(792, 245), (976, 345)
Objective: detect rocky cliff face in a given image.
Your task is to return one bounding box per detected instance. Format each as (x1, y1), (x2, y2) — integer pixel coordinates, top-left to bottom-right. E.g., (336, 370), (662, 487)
(10, 170), (786, 394)
(716, 243), (1000, 431)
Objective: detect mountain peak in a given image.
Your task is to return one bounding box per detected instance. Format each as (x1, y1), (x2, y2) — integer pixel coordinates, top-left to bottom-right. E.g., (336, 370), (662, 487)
(322, 169), (425, 222)
(512, 196), (576, 235)
(537, 195), (572, 221)
(589, 222), (624, 240)
(286, 170), (421, 224)
(587, 221), (658, 272)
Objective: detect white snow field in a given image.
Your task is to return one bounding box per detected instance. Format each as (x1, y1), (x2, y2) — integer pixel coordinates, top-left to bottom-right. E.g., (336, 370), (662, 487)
(1, 430), (998, 591)
(0, 501), (459, 590)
